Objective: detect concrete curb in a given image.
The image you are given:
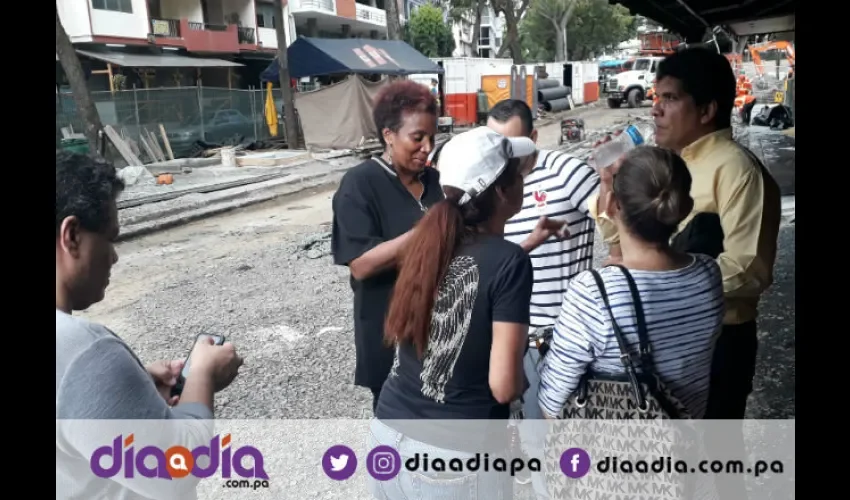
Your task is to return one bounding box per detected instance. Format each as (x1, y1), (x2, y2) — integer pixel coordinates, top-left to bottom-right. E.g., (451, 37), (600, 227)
(117, 170), (346, 242)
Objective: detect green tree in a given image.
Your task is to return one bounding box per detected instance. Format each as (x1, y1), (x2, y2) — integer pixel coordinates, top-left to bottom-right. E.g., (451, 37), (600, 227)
(536, 0), (579, 62)
(520, 0), (636, 62)
(566, 0), (636, 60)
(404, 4), (456, 57)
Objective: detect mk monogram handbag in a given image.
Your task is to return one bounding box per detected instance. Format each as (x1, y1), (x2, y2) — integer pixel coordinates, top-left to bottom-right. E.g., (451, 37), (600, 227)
(543, 266), (714, 500)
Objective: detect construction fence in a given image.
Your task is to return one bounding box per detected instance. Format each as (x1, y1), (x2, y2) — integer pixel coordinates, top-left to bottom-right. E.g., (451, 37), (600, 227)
(55, 85), (287, 159)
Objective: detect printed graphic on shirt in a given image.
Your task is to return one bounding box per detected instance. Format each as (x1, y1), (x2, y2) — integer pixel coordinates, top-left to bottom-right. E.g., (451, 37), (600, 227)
(534, 190), (548, 210)
(419, 255), (480, 404)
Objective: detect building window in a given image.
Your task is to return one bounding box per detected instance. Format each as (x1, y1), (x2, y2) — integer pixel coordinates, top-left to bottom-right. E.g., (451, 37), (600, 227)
(256, 4), (278, 28)
(256, 14), (277, 29)
(91, 0), (133, 13)
(480, 26), (490, 47)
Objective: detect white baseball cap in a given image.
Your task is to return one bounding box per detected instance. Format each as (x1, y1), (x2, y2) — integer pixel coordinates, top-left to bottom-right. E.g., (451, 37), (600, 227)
(437, 127), (536, 205)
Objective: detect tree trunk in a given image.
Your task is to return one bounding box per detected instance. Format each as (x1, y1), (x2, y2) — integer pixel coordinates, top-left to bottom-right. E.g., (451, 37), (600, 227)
(493, 0), (528, 63)
(496, 8), (523, 63)
(471, 0), (485, 55)
(386, 0), (402, 41)
(560, 17), (568, 61)
(273, 0), (299, 148)
(552, 19), (565, 61)
(56, 7), (103, 156)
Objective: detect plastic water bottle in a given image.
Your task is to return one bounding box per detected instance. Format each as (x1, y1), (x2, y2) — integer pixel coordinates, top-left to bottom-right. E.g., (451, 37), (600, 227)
(591, 123), (655, 169)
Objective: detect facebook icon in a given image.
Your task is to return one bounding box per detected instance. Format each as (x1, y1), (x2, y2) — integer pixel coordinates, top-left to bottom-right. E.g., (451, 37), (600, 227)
(560, 448), (592, 478)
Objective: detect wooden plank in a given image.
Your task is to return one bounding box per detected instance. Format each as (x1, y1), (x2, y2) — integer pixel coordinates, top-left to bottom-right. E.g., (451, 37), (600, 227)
(125, 137), (142, 158)
(159, 124), (175, 160)
(149, 130), (166, 162)
(144, 129), (166, 162)
(137, 134), (158, 164)
(103, 125), (143, 166)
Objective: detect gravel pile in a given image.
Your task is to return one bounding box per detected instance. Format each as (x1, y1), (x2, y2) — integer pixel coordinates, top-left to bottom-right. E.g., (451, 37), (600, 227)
(293, 231), (333, 260)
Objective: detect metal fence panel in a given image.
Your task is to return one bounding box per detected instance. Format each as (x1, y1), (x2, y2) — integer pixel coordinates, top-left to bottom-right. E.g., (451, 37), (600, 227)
(56, 85), (283, 159)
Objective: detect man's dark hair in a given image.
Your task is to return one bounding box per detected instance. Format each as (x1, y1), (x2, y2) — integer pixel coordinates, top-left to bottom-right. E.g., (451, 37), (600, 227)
(372, 80), (438, 147)
(488, 99), (534, 137)
(656, 47), (737, 130)
(56, 150), (124, 235)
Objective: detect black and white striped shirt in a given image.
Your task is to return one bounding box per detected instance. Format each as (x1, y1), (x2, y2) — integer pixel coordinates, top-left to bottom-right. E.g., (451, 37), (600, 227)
(504, 150), (600, 328)
(538, 254), (725, 419)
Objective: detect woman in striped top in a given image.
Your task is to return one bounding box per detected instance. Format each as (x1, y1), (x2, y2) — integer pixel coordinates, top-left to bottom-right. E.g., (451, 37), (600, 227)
(538, 146), (725, 419)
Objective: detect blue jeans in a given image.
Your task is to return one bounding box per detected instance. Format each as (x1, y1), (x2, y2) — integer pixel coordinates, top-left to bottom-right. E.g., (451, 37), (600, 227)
(367, 418), (514, 500)
(517, 347), (550, 500)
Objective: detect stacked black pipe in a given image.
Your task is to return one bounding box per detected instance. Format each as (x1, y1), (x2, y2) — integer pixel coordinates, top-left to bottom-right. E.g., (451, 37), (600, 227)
(537, 79), (572, 112)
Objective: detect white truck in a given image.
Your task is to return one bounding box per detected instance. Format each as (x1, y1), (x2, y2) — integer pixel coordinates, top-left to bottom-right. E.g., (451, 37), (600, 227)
(603, 57), (663, 108)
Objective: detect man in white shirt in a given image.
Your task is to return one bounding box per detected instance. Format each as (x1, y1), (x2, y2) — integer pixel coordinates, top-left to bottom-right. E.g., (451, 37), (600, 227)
(488, 100), (600, 498)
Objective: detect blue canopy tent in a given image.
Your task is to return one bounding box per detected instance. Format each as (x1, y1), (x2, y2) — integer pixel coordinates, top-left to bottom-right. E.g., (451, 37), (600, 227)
(261, 37), (444, 81)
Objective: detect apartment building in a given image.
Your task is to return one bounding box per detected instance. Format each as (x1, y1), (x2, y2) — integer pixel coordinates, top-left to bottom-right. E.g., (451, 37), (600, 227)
(447, 3), (503, 58)
(57, 0), (389, 89)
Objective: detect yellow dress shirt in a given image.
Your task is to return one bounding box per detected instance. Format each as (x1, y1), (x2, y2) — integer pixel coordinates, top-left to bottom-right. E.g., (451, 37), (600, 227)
(588, 128), (782, 325)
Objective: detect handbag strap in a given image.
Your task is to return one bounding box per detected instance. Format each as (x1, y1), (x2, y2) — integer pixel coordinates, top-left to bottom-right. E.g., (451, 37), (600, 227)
(588, 269), (648, 411)
(613, 265), (655, 374)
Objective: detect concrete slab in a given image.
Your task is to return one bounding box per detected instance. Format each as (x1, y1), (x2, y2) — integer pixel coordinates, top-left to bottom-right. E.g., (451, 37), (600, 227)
(117, 164), (294, 203)
(236, 150), (311, 167)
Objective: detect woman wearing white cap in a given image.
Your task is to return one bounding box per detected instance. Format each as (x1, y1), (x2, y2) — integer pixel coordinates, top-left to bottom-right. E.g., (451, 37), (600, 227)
(368, 127), (538, 499)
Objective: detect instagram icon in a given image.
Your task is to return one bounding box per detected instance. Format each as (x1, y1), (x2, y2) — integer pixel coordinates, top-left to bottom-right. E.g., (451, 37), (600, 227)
(366, 446), (402, 480)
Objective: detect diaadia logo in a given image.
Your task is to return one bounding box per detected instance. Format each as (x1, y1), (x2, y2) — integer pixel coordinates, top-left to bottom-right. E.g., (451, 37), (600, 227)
(90, 434), (269, 481)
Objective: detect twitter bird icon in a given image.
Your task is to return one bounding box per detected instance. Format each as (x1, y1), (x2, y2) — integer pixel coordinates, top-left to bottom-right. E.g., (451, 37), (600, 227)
(330, 454), (349, 472)
(323, 445), (357, 480)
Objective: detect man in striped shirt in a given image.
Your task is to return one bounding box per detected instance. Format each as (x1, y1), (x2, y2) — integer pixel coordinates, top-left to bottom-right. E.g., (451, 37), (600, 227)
(488, 100), (600, 497)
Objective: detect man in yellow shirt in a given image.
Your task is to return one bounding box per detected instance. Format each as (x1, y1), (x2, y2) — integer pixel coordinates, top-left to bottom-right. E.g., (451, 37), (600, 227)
(592, 47), (780, 418)
(590, 48), (781, 497)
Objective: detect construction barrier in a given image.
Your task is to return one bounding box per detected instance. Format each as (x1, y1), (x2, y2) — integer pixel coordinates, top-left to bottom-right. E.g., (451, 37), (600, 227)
(410, 58), (600, 126)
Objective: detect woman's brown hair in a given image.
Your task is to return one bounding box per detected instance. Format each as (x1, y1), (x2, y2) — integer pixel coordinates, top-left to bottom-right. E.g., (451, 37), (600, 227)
(384, 158), (522, 358)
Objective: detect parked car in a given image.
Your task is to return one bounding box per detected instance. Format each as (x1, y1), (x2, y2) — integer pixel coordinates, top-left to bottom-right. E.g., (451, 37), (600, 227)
(166, 109), (264, 157)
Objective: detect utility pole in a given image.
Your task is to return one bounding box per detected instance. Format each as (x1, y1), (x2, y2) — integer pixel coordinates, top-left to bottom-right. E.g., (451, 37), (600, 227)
(273, 0), (299, 148)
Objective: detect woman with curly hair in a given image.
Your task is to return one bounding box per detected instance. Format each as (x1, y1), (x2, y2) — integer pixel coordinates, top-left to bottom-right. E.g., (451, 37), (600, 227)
(331, 80), (443, 413)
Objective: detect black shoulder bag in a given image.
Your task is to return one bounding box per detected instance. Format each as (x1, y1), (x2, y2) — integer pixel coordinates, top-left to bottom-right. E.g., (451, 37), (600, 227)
(543, 265), (707, 500)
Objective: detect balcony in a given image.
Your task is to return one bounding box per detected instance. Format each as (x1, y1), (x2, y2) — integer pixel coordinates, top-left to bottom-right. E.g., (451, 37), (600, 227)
(151, 18), (181, 38)
(146, 0), (258, 51)
(257, 27), (278, 49)
(149, 18), (242, 53)
(292, 0), (337, 14)
(238, 26), (256, 44)
(355, 4), (387, 26)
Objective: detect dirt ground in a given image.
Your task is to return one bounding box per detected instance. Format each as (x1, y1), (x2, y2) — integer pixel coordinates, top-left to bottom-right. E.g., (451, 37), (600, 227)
(91, 103), (642, 333)
(89, 187), (337, 336)
(535, 102), (651, 146)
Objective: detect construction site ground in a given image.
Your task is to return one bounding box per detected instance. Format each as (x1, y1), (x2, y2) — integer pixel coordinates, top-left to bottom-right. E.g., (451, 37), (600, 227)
(80, 104), (795, 499)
